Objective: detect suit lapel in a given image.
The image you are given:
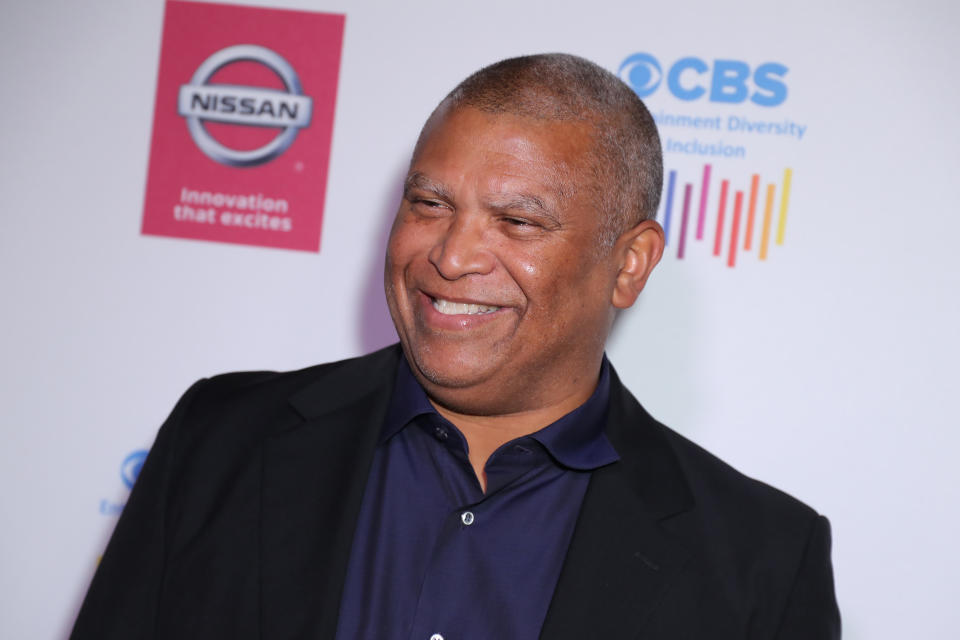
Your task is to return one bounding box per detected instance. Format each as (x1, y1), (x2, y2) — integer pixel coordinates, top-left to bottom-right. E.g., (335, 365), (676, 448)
(540, 368), (694, 640)
(260, 346), (400, 640)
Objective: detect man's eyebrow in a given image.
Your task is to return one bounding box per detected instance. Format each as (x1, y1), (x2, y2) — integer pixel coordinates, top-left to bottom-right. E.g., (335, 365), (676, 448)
(490, 192), (548, 212)
(488, 192), (562, 227)
(404, 172), (453, 200)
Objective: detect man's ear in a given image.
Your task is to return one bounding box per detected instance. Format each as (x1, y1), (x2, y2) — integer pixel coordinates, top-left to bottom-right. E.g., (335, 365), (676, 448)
(611, 219), (665, 309)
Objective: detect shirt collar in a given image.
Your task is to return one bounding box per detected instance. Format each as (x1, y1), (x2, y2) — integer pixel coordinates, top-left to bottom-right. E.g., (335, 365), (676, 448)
(382, 357), (619, 471)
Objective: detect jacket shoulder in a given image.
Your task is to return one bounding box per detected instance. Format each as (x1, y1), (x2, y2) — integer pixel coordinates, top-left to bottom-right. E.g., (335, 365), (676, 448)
(658, 422), (821, 533)
(150, 346), (401, 546)
(159, 344), (402, 461)
(180, 344), (399, 422)
(651, 421), (839, 637)
(192, 344), (401, 412)
(610, 379), (840, 634)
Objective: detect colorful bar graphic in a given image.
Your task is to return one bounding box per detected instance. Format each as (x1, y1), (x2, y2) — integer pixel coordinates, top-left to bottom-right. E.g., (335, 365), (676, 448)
(776, 168), (792, 245)
(759, 183), (775, 260)
(663, 170), (677, 246)
(713, 179), (729, 257)
(696, 163), (711, 240)
(728, 190), (744, 268)
(678, 183), (693, 259)
(658, 163), (795, 266)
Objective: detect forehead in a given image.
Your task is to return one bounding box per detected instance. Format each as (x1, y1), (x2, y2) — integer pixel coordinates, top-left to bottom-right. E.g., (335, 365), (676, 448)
(411, 106), (597, 201)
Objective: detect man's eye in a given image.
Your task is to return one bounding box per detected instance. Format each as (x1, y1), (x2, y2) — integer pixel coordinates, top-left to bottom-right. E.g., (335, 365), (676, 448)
(504, 217), (531, 227)
(410, 198), (449, 214)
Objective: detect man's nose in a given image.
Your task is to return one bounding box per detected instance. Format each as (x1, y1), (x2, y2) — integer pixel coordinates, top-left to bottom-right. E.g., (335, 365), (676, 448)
(427, 214), (495, 280)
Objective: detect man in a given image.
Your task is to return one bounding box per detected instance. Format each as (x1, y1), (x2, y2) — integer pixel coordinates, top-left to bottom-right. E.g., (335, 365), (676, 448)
(72, 54), (840, 639)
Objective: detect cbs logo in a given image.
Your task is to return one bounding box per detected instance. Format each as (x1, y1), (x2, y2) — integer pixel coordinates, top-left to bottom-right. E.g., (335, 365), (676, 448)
(619, 53), (788, 107)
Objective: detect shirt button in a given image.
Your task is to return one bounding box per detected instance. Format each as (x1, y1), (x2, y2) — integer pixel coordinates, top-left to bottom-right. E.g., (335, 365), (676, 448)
(430, 635), (444, 640)
(461, 510), (475, 526)
(434, 426), (448, 441)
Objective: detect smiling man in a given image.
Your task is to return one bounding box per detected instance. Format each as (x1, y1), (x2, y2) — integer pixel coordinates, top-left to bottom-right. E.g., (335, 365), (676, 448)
(384, 101), (663, 488)
(72, 55), (840, 640)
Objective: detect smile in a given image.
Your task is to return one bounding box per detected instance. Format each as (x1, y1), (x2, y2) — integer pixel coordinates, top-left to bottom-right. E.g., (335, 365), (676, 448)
(431, 297), (501, 316)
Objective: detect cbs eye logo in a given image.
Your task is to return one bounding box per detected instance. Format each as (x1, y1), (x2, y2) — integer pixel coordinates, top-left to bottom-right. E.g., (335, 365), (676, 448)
(618, 53), (663, 98)
(619, 53), (789, 107)
(121, 450), (148, 490)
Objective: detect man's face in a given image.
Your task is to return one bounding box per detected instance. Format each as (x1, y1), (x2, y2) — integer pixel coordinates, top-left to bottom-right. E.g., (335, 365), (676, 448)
(385, 106), (624, 415)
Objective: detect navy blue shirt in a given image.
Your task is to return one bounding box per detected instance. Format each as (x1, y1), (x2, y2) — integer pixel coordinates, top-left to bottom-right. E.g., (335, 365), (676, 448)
(335, 358), (618, 640)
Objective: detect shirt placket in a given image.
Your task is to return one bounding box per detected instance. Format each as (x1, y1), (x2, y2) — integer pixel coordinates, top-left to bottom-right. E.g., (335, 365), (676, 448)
(407, 422), (547, 640)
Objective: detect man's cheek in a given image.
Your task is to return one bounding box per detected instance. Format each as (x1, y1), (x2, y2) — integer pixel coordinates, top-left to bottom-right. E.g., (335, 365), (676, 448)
(387, 231), (422, 267)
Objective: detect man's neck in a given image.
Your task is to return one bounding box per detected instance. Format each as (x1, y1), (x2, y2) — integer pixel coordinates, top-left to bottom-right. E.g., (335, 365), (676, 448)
(429, 382), (597, 492)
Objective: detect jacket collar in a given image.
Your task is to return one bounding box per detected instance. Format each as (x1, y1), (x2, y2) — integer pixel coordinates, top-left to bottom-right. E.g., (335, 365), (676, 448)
(286, 344), (402, 421)
(260, 345), (401, 639)
(539, 365), (695, 639)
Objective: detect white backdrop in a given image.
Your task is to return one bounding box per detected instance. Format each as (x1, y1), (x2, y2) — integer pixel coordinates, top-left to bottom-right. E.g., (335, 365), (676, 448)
(2, 0), (958, 638)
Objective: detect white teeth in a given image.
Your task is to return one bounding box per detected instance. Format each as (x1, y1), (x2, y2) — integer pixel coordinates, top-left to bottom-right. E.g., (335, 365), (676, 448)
(432, 298), (500, 315)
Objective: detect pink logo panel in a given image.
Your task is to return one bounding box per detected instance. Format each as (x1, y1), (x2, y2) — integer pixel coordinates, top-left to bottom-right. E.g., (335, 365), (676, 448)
(141, 1), (345, 252)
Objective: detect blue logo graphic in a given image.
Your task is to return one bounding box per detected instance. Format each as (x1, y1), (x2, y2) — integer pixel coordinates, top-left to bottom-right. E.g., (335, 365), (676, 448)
(620, 53), (789, 107)
(618, 53), (662, 98)
(121, 450), (148, 490)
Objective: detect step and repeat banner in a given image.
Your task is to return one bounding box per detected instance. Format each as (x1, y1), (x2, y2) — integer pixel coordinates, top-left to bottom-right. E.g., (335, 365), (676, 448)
(1, 0), (957, 637)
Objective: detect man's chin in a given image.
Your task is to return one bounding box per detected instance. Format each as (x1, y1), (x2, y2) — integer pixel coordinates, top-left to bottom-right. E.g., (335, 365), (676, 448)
(410, 355), (492, 390)
(403, 342), (505, 391)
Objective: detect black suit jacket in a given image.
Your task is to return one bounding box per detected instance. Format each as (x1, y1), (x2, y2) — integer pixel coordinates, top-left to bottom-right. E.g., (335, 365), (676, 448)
(71, 345), (840, 639)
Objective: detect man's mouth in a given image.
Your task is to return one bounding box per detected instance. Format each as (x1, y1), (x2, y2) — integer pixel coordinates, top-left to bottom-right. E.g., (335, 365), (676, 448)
(431, 297), (501, 316)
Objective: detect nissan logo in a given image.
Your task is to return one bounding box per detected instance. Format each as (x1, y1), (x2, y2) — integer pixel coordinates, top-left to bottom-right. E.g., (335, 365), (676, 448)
(177, 45), (313, 167)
